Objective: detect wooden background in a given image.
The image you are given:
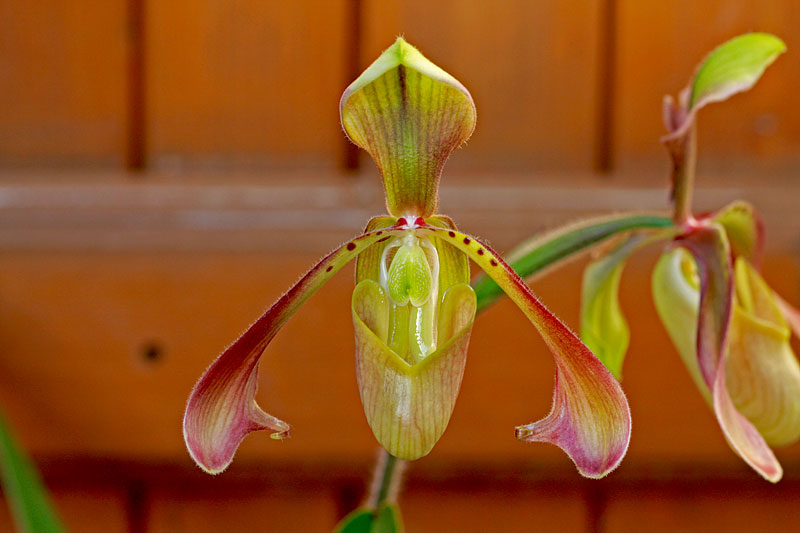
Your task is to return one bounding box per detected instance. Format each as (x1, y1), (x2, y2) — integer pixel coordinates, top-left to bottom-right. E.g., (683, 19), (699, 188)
(1, 1), (800, 531)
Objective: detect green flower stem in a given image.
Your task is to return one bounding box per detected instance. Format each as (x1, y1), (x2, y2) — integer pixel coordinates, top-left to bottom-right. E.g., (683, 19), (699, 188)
(671, 123), (697, 224)
(369, 451), (405, 509)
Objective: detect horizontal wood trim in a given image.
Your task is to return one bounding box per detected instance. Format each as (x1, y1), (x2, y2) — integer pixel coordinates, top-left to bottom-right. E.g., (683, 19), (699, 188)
(0, 171), (798, 253)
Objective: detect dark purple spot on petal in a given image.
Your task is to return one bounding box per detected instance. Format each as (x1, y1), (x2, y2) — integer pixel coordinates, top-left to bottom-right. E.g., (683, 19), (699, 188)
(377, 236), (391, 242)
(477, 249), (485, 255)
(376, 231), (383, 235)
(325, 265), (333, 272)
(347, 242), (356, 251)
(490, 259), (498, 267)
(448, 231), (456, 238)
(463, 237), (471, 245)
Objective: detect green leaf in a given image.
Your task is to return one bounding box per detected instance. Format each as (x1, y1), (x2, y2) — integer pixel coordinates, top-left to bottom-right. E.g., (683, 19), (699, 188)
(333, 505), (403, 533)
(472, 213), (673, 312)
(373, 504), (403, 533)
(0, 409), (65, 533)
(690, 33), (785, 110)
(334, 508), (373, 533)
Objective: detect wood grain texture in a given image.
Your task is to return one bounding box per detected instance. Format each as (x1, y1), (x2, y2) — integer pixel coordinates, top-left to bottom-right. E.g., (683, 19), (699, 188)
(0, 1), (127, 167)
(614, 1), (800, 175)
(145, 0), (350, 172)
(361, 0), (602, 172)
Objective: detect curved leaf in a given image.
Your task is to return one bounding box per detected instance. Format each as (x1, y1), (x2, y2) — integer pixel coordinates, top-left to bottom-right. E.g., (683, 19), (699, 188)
(473, 213), (673, 312)
(690, 33), (786, 110)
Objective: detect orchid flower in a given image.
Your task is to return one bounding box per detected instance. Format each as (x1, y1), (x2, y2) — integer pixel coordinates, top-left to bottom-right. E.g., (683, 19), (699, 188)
(183, 38), (631, 478)
(544, 33), (798, 482)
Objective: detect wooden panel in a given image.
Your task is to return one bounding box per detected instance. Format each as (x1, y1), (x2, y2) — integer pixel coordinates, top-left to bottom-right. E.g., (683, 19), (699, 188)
(401, 487), (589, 532)
(0, 488), (128, 533)
(603, 485), (800, 532)
(145, 0), (349, 172)
(362, 0), (602, 171)
(0, 1), (127, 167)
(614, 1), (800, 175)
(147, 488), (338, 532)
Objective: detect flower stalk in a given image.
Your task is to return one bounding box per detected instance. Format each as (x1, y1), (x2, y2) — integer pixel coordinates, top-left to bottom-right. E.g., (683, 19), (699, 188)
(369, 451), (405, 510)
(669, 122), (697, 224)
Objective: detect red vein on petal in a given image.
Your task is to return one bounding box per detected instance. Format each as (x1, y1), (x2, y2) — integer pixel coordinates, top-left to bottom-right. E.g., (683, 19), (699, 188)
(418, 224), (631, 478)
(183, 225), (408, 474)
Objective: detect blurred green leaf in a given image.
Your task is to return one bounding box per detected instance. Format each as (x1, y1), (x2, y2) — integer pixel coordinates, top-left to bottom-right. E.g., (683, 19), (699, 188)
(0, 409), (65, 533)
(690, 33), (785, 110)
(373, 504), (403, 533)
(334, 504), (403, 533)
(335, 508), (373, 533)
(472, 213), (673, 311)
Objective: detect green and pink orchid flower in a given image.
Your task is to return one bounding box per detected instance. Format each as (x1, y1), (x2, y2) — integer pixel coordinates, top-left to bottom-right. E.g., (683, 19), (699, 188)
(477, 33), (800, 483)
(183, 38), (631, 479)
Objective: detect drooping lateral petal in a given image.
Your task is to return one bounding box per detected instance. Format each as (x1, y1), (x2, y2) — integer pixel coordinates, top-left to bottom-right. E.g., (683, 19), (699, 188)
(353, 280), (476, 460)
(673, 224), (733, 388)
(713, 367), (782, 482)
(184, 226), (407, 474)
(728, 259), (800, 446)
(418, 225), (631, 478)
(340, 38), (476, 217)
(672, 226), (783, 480)
(712, 201), (764, 264)
(473, 212), (674, 312)
(581, 234), (655, 379)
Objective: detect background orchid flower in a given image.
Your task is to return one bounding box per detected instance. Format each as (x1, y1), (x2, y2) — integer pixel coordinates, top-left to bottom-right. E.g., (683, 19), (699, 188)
(474, 33), (800, 483)
(590, 33), (799, 482)
(183, 37), (631, 478)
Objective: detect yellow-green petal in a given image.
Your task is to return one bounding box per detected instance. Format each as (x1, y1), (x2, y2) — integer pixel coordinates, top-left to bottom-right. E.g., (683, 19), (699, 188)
(580, 235), (654, 379)
(713, 201), (763, 263)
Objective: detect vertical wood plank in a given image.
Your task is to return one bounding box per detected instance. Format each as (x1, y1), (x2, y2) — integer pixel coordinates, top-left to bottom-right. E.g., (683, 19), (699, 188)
(361, 0), (602, 172)
(0, 1), (127, 167)
(614, 1), (800, 176)
(145, 0), (350, 172)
